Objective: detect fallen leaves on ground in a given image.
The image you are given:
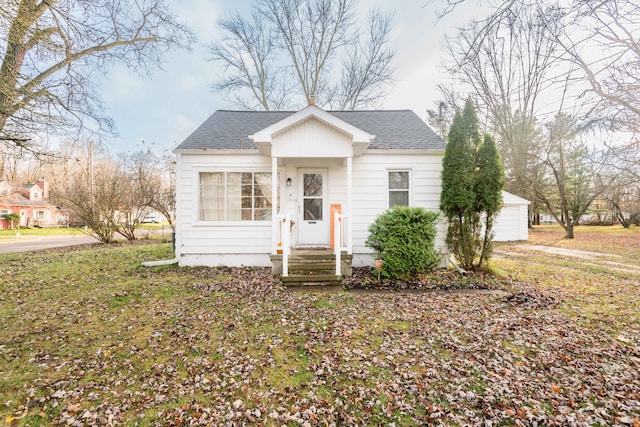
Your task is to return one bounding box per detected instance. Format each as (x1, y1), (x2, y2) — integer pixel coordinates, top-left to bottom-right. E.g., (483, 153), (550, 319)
(0, 242), (638, 426)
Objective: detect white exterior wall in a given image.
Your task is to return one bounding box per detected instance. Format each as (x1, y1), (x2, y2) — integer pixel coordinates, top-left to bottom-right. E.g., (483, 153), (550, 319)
(350, 152), (446, 266)
(272, 118), (352, 158)
(494, 204), (529, 241)
(175, 152), (275, 267)
(175, 150), (446, 267)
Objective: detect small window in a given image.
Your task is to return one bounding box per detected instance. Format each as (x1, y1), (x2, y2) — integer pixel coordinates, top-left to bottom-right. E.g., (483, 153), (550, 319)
(0, 209), (10, 217)
(388, 171), (409, 208)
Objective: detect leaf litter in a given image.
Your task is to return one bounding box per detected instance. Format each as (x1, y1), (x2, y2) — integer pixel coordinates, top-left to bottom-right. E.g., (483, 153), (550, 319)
(0, 242), (638, 426)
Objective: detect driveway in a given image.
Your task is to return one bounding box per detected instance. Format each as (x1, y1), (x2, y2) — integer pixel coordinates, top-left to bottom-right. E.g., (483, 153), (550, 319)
(0, 235), (99, 253)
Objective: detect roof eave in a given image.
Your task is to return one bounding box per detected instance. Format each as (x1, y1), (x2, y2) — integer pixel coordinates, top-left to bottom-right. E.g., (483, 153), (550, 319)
(173, 148), (260, 155)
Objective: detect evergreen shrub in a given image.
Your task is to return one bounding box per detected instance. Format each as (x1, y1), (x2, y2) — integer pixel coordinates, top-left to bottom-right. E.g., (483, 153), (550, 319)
(365, 206), (440, 279)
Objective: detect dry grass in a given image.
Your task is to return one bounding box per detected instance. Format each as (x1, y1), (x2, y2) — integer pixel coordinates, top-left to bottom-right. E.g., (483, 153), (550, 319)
(492, 224), (640, 332)
(526, 224), (640, 264)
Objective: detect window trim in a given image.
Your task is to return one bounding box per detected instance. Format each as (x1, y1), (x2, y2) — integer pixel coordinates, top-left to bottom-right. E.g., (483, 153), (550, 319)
(387, 169), (412, 209)
(195, 170), (279, 225)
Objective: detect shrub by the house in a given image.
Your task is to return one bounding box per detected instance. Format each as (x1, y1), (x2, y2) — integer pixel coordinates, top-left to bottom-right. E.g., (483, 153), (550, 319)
(4, 213), (20, 229)
(366, 206), (440, 279)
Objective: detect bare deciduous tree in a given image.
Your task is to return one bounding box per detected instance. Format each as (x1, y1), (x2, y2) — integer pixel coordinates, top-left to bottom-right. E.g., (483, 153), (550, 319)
(208, 0), (395, 110)
(51, 144), (175, 243)
(54, 151), (121, 243)
(556, 0), (640, 133)
(442, 2), (562, 225)
(536, 113), (611, 238)
(147, 153), (176, 229)
(0, 0), (194, 154)
(607, 183), (640, 228)
(209, 11), (287, 110)
(328, 9), (395, 110)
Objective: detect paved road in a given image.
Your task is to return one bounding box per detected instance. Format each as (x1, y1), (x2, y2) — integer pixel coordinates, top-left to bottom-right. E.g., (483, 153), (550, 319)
(0, 235), (99, 253)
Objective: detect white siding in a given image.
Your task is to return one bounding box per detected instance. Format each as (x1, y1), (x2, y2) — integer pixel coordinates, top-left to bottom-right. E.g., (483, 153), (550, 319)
(350, 152), (446, 266)
(494, 192), (530, 241)
(494, 204), (529, 241)
(175, 150), (447, 267)
(175, 153), (275, 266)
(272, 118), (352, 158)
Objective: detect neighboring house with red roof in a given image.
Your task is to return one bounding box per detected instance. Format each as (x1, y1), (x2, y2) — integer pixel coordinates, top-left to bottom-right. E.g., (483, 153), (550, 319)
(0, 178), (70, 229)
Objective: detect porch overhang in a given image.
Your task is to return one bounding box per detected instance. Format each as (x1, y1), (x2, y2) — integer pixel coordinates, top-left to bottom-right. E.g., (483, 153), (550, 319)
(249, 105), (374, 158)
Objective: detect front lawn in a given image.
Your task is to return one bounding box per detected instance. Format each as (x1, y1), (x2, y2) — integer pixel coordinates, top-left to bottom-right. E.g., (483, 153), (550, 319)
(1, 238), (638, 425)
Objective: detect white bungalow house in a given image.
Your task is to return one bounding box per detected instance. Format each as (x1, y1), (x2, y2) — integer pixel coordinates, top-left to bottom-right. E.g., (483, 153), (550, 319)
(173, 104), (448, 276)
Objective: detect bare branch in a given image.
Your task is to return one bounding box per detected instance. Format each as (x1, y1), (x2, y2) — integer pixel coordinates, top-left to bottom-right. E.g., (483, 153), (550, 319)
(209, 0), (394, 110)
(0, 0), (194, 155)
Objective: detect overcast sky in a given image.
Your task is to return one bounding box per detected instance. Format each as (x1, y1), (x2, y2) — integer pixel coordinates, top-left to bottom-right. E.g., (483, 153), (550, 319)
(96, 0), (487, 154)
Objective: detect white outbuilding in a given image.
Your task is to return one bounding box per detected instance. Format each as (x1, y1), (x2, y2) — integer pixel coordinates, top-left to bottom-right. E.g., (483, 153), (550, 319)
(493, 191), (531, 241)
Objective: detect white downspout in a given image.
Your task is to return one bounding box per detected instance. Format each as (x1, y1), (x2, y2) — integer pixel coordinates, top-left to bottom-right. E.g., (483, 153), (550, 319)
(347, 156), (353, 254)
(142, 257), (178, 267)
(143, 152), (181, 267)
(272, 156), (278, 254)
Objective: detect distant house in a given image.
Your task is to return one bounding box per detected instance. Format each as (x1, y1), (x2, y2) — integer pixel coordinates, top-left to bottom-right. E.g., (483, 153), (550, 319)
(0, 178), (69, 229)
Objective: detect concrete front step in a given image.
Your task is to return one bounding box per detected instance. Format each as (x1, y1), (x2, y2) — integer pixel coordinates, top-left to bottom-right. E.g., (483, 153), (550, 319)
(280, 274), (343, 286)
(271, 251), (353, 278)
(289, 262), (336, 275)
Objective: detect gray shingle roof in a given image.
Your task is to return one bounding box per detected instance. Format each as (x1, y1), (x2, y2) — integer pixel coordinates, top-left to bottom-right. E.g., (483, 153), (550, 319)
(175, 109), (445, 151)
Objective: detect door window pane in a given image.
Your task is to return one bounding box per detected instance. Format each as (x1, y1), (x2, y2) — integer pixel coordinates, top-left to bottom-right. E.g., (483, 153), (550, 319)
(303, 173), (323, 220)
(304, 199), (323, 220)
(303, 174), (322, 197)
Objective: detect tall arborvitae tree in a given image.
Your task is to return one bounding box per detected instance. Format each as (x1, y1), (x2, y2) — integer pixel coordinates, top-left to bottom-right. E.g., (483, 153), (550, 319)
(475, 134), (504, 265)
(440, 102), (478, 269)
(440, 99), (504, 271)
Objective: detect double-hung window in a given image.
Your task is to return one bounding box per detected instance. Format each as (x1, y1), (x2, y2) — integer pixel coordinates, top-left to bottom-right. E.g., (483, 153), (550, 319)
(388, 171), (410, 208)
(199, 172), (277, 221)
(35, 210), (49, 221)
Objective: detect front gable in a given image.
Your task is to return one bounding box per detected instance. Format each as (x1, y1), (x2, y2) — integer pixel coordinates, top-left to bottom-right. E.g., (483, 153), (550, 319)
(250, 105), (374, 158)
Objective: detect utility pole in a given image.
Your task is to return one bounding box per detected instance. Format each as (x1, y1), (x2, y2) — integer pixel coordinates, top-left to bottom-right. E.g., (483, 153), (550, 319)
(438, 102), (446, 139)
